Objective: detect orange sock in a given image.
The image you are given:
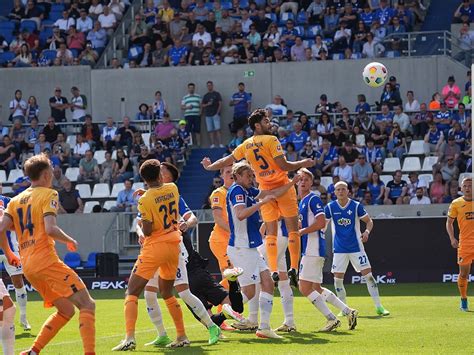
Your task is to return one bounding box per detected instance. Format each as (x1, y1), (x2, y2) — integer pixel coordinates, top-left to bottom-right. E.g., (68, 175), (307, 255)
(33, 312), (71, 351)
(79, 309), (95, 354)
(458, 275), (468, 299)
(165, 296), (185, 337)
(288, 231), (301, 270)
(124, 295), (138, 338)
(265, 235), (278, 272)
(220, 278), (229, 290)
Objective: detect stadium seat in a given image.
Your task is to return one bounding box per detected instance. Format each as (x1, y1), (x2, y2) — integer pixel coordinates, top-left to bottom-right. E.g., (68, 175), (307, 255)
(239, 0), (249, 8)
(66, 134), (76, 146)
(267, 13), (278, 23)
(421, 156), (438, 171)
(92, 183), (111, 198)
(305, 25), (321, 38)
(332, 53), (344, 60)
(295, 26), (305, 36)
(408, 140), (425, 155)
(320, 176), (332, 189)
(94, 150), (107, 165)
(296, 12), (308, 25)
(103, 200), (117, 211)
(351, 53), (362, 59)
(142, 133), (151, 148)
(48, 11), (63, 21)
(279, 12), (295, 26)
(110, 183), (122, 198)
(51, 3), (65, 12)
(132, 182), (144, 191)
(76, 184), (92, 198)
(380, 175), (393, 186)
(6, 169), (23, 184)
(383, 158), (401, 173)
(418, 174), (433, 186)
(0, 22), (15, 31)
(402, 157), (421, 172)
(0, 170), (6, 183)
(83, 201), (100, 213)
(20, 20), (37, 32)
(458, 172), (471, 186)
(84, 252), (98, 269)
(65, 167), (79, 182)
(0, 51), (15, 65)
(128, 45), (143, 60)
(41, 49), (57, 62)
(255, 0), (266, 7)
(221, 1), (232, 10)
(64, 252), (82, 268)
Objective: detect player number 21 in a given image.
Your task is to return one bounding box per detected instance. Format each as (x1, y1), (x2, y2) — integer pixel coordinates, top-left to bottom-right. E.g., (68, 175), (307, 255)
(359, 255), (367, 265)
(159, 201), (177, 229)
(17, 205), (34, 236)
(253, 148), (269, 170)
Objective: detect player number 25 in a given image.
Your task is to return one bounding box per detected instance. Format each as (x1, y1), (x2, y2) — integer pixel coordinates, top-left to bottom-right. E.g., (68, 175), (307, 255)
(159, 201), (177, 229)
(253, 148), (269, 170)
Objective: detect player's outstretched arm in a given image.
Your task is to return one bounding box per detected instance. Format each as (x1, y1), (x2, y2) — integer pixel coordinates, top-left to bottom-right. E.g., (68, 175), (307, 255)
(201, 154), (235, 171)
(360, 214), (373, 243)
(44, 215), (78, 251)
(258, 174), (301, 199)
(445, 217), (459, 248)
(179, 212), (198, 232)
(234, 195), (275, 221)
(274, 155), (316, 172)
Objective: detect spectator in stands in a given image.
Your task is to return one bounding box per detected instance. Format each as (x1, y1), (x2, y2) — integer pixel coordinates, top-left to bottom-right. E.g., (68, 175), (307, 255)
(8, 119), (26, 153)
(324, 5), (340, 37)
(100, 151), (116, 184)
(8, 0), (24, 25)
(362, 32), (384, 58)
(42, 117), (63, 144)
(151, 91), (168, 120)
(49, 87), (69, 122)
(429, 172), (445, 204)
(392, 105), (410, 134)
(375, 103), (393, 130)
(177, 120), (191, 145)
(13, 43), (32, 67)
(283, 142), (297, 163)
(70, 86), (87, 122)
(67, 25), (85, 52)
(71, 134), (90, 167)
(151, 40), (168, 67)
(265, 95), (286, 117)
(135, 103), (152, 120)
(442, 76), (461, 109)
(87, 21), (107, 49)
(55, 10), (76, 32)
(363, 138), (383, 174)
(79, 41), (99, 65)
(440, 156), (460, 182)
(164, 128), (186, 164)
(411, 102), (432, 139)
(77, 8), (94, 33)
(316, 138), (338, 176)
(34, 133), (51, 155)
(383, 170), (408, 205)
(153, 112), (174, 141)
(354, 94), (370, 113)
(0, 136), (17, 173)
(315, 113), (333, 140)
(52, 132), (71, 166)
(89, 0), (104, 20)
(442, 180), (461, 203)
(228, 82), (252, 133)
(300, 141), (316, 160)
(180, 83), (201, 146)
(429, 92), (442, 111)
(379, 83), (402, 110)
(9, 89), (27, 123)
(404, 90), (420, 113)
(404, 171), (427, 203)
(424, 122), (444, 156)
(454, 0), (474, 23)
(114, 148), (134, 182)
(333, 21), (351, 53)
(98, 6), (116, 35)
(110, 179), (138, 212)
(456, 22), (474, 66)
(153, 141), (172, 163)
(439, 136), (462, 167)
(55, 40), (73, 65)
(409, 186), (431, 205)
(78, 149), (99, 182)
(307, 0), (326, 25)
(367, 172), (385, 205)
(333, 156), (353, 183)
(314, 94), (333, 113)
(115, 116), (137, 149)
(167, 38), (187, 66)
(101, 116), (117, 151)
(290, 36), (305, 61)
(202, 81), (223, 148)
(58, 179), (84, 214)
(433, 102), (452, 138)
(288, 121), (308, 152)
(81, 114), (100, 149)
(25, 117), (40, 149)
(24, 95), (39, 123)
(52, 166), (67, 192)
(453, 103), (469, 129)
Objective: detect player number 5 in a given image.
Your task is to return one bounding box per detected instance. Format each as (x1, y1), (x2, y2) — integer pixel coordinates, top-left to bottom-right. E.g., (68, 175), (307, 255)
(253, 148), (269, 170)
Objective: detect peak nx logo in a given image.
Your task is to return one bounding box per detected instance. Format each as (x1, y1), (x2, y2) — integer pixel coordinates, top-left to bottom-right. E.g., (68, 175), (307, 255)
(337, 218), (352, 227)
(351, 272), (396, 284)
(442, 274), (474, 283)
(91, 281), (128, 290)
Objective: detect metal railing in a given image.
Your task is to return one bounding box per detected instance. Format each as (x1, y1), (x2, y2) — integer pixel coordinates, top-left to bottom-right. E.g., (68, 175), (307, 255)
(96, 0), (143, 69)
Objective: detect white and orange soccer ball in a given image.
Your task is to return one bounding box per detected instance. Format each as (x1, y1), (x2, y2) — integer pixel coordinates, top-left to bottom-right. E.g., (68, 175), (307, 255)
(362, 62), (388, 88)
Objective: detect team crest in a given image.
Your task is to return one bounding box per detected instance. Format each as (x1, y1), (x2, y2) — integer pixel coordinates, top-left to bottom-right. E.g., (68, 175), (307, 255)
(50, 199), (58, 209)
(212, 197), (219, 204)
(347, 210), (352, 215)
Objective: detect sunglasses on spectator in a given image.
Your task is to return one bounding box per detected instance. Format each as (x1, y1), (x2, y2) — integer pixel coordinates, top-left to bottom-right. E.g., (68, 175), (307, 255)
(48, 120), (54, 123)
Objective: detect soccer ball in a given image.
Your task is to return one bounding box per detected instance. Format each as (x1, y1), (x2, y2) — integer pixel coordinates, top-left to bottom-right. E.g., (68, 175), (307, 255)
(362, 62), (388, 88)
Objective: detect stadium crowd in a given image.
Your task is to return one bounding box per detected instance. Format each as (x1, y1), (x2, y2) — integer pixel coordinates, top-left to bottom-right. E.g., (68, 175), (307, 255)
(0, 0), (429, 68)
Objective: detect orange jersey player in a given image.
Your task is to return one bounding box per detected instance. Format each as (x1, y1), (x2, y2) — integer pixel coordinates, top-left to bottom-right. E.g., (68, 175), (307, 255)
(446, 176), (473, 311)
(202, 108), (315, 285)
(113, 159), (189, 351)
(0, 154), (96, 355)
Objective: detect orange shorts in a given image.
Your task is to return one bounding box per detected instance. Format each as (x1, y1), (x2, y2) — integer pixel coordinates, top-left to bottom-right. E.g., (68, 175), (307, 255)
(25, 261), (86, 308)
(458, 249), (474, 266)
(133, 236), (180, 281)
(209, 238), (231, 271)
(260, 186), (298, 222)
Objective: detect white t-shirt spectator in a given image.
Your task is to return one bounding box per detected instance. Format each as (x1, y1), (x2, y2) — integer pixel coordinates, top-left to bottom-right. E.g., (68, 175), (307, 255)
(54, 17), (76, 31)
(101, 125), (117, 141)
(9, 99), (27, 119)
(333, 165), (353, 183)
(73, 142), (91, 155)
(404, 100), (420, 112)
(362, 40), (384, 58)
(393, 112), (410, 132)
(71, 96), (86, 121)
(192, 32), (212, 46)
(89, 3), (104, 16)
(76, 16), (94, 32)
(265, 103), (287, 116)
(410, 196), (431, 205)
(98, 13), (116, 29)
(311, 42), (328, 59)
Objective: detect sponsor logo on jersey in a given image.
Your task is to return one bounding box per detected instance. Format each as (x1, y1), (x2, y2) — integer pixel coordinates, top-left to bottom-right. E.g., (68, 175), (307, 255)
(337, 217), (351, 227)
(212, 197), (219, 204)
(236, 194), (244, 203)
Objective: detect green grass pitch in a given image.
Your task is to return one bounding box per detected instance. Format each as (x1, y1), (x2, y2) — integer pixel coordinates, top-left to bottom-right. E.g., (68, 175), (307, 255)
(11, 283), (474, 354)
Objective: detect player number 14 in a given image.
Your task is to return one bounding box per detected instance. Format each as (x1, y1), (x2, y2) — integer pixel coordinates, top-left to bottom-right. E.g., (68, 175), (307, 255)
(17, 205), (34, 236)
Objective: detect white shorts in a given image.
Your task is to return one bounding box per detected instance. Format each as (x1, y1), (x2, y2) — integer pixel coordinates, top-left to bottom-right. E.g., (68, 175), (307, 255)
(299, 255), (325, 284)
(0, 252), (23, 277)
(257, 236), (288, 273)
(331, 251), (371, 274)
(0, 279), (9, 298)
(146, 243), (188, 288)
(227, 246), (268, 287)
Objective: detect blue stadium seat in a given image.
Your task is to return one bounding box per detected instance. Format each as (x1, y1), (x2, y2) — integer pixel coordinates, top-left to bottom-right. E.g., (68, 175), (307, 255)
(239, 0), (249, 9)
(0, 21), (15, 31)
(305, 25), (322, 39)
(296, 11), (308, 25)
(41, 49), (57, 61)
(41, 19), (55, 28)
(332, 53), (344, 60)
(279, 12), (294, 25)
(48, 11), (62, 21)
(39, 28), (53, 46)
(84, 252), (98, 269)
(267, 13), (277, 23)
(351, 52), (362, 59)
(204, 2), (214, 11)
(0, 51), (15, 65)
(385, 50), (401, 58)
(20, 20), (37, 33)
(70, 48), (80, 58)
(128, 45), (143, 60)
(254, 0), (266, 7)
(64, 252), (82, 268)
(0, 29), (13, 43)
(51, 3), (65, 12)
(221, 1), (232, 10)
(295, 26), (304, 36)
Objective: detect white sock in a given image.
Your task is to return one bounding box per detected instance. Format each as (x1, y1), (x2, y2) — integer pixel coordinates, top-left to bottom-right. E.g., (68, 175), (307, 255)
(278, 280), (294, 326)
(144, 291), (167, 337)
(15, 286), (27, 319)
(1, 305), (15, 355)
(178, 289), (215, 328)
(321, 288), (351, 315)
(246, 294), (259, 324)
(363, 273), (382, 308)
(258, 292), (274, 330)
(334, 277), (347, 304)
(307, 291), (336, 320)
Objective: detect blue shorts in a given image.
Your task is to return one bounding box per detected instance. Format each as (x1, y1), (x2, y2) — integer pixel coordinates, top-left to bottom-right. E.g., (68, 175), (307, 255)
(206, 114), (221, 132)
